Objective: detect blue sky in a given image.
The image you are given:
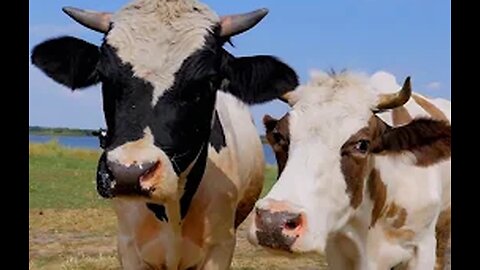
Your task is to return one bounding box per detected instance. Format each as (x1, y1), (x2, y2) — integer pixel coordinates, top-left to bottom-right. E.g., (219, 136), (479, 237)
(29, 0), (451, 133)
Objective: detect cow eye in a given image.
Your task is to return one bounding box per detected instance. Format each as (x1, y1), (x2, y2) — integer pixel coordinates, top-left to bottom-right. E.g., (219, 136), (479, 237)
(355, 140), (370, 153)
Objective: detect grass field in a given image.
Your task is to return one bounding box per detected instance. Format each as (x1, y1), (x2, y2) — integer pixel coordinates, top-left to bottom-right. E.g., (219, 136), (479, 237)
(29, 141), (327, 270)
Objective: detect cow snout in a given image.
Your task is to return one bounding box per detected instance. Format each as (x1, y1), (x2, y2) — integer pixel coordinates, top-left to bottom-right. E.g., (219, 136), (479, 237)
(252, 200), (306, 252)
(94, 153), (161, 198)
(108, 160), (160, 195)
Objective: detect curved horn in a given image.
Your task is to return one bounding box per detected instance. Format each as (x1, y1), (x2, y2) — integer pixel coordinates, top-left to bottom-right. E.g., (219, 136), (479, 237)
(374, 76), (412, 111)
(62, 7), (112, 33)
(279, 91), (300, 107)
(220, 8), (269, 37)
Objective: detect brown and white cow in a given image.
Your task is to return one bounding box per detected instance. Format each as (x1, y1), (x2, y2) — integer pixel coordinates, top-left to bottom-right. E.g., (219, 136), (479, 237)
(31, 0), (299, 269)
(249, 71), (451, 270)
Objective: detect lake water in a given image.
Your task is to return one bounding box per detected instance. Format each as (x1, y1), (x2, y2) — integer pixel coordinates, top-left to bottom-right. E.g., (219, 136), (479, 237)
(29, 134), (277, 165)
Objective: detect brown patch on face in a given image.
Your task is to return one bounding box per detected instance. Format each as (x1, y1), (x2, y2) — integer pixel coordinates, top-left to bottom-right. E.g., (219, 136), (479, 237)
(340, 126), (376, 208)
(435, 207), (451, 270)
(391, 106), (413, 126)
(412, 94), (448, 121)
(371, 117), (451, 167)
(339, 116), (388, 208)
(263, 114), (290, 177)
(368, 169), (387, 227)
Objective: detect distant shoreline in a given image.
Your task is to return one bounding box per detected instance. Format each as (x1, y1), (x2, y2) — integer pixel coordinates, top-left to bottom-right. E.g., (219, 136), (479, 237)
(29, 126), (269, 143)
(29, 126), (97, 137)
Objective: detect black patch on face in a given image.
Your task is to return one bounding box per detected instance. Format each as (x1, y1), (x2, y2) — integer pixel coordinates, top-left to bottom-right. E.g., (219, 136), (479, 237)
(140, 32), (222, 175)
(209, 110), (226, 153)
(97, 43), (156, 150)
(146, 203), (168, 222)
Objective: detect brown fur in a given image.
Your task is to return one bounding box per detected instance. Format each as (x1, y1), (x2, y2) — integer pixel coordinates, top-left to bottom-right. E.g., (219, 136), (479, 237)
(412, 94), (448, 121)
(368, 169), (387, 227)
(435, 207), (451, 270)
(384, 202), (408, 228)
(391, 106), (413, 126)
(340, 128), (373, 208)
(234, 171), (264, 228)
(381, 203), (413, 243)
(385, 227), (416, 242)
(371, 117), (451, 167)
(263, 114), (290, 177)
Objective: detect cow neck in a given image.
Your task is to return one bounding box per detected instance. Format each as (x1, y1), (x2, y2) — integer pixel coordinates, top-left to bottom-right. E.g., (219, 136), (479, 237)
(147, 108), (220, 221)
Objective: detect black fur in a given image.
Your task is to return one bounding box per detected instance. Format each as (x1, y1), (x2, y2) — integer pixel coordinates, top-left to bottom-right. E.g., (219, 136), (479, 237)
(220, 51), (299, 104)
(209, 110), (226, 153)
(146, 203), (168, 222)
(180, 141), (209, 219)
(31, 36), (100, 90)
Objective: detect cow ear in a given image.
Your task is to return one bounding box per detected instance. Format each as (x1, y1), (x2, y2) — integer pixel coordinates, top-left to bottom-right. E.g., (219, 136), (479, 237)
(220, 51), (299, 104)
(31, 36), (100, 90)
(263, 114), (279, 132)
(371, 118), (451, 167)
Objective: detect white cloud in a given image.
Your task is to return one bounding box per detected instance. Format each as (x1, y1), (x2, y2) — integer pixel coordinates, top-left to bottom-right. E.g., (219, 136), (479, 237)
(426, 81), (442, 90)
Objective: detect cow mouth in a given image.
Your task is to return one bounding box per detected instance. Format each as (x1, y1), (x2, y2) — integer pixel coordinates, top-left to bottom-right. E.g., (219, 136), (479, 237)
(113, 161), (161, 198)
(96, 154), (160, 199)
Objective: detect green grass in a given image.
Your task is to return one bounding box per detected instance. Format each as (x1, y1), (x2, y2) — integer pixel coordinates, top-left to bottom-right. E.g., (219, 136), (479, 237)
(29, 140), (278, 209)
(29, 140), (107, 209)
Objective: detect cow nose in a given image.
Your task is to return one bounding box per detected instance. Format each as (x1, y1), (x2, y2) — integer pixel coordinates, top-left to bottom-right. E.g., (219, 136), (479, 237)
(107, 160), (158, 195)
(253, 205), (305, 252)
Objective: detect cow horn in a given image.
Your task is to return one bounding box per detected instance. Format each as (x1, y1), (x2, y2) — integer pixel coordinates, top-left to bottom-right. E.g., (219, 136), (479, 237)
(62, 7), (112, 33)
(279, 91), (300, 107)
(220, 8), (269, 37)
(373, 76), (412, 111)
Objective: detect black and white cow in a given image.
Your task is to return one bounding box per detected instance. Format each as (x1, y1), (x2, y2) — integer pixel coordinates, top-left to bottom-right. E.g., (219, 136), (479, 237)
(31, 0), (298, 269)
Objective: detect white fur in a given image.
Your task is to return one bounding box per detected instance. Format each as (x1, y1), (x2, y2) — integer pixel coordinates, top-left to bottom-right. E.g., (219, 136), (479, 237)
(260, 71), (379, 252)
(252, 70), (451, 269)
(106, 0), (219, 106)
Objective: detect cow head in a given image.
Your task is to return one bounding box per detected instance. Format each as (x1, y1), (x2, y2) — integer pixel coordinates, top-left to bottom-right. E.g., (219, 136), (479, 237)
(31, 0), (298, 217)
(248, 71), (450, 254)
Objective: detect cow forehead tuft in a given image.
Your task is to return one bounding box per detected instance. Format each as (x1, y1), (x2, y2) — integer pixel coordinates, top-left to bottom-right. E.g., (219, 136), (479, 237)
(105, 0), (220, 106)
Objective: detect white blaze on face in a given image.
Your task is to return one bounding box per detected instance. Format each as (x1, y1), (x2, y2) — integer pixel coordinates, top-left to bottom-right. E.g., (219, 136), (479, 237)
(106, 0), (219, 106)
(260, 71), (380, 252)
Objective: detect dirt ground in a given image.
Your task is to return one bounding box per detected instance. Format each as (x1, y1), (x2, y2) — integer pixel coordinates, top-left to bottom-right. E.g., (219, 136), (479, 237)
(29, 208), (450, 270)
(28, 208), (326, 270)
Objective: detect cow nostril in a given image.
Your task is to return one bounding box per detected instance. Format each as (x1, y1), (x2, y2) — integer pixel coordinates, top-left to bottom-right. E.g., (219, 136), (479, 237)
(284, 214), (302, 230)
